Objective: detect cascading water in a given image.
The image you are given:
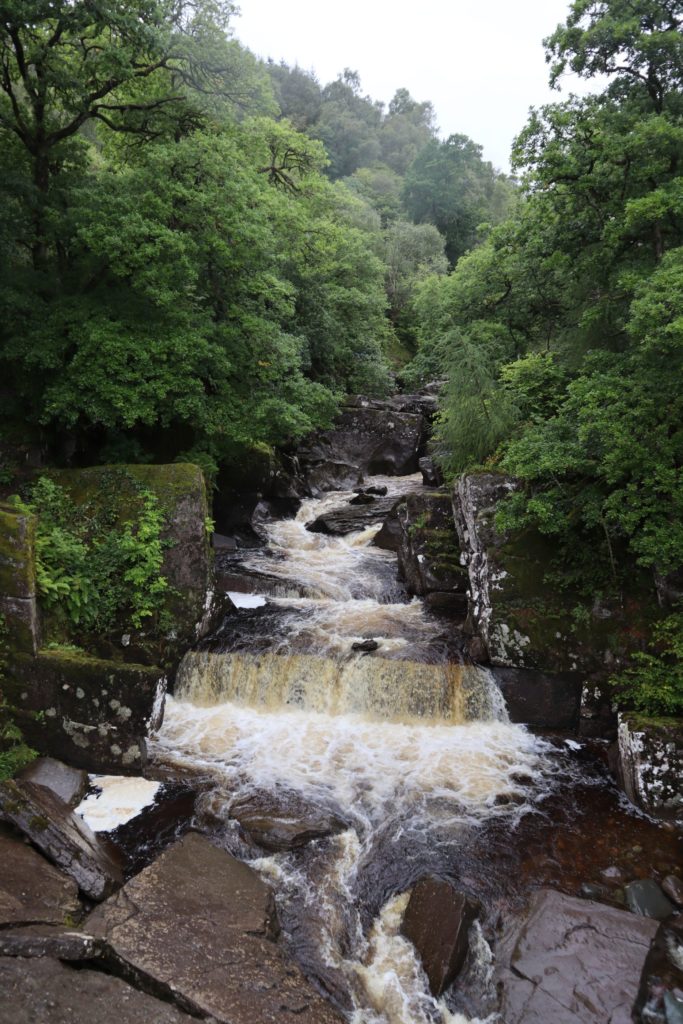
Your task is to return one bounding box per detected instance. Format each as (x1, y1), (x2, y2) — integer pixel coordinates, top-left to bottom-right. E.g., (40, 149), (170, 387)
(152, 475), (553, 1024)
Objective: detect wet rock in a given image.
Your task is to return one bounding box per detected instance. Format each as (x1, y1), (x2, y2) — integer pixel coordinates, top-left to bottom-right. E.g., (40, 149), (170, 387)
(87, 832), (343, 1022)
(0, 956), (196, 1023)
(581, 882), (609, 900)
(0, 779), (123, 901)
(665, 992), (683, 1024)
(6, 650), (165, 773)
(600, 865), (626, 885)
(634, 913), (683, 1023)
(401, 876), (479, 997)
(349, 491), (376, 506)
(500, 889), (659, 1023)
(0, 831), (80, 926)
(618, 715), (683, 819)
(352, 639), (379, 653)
(663, 876), (683, 907)
(212, 532), (237, 551)
(307, 494), (396, 536)
(19, 758), (89, 807)
(297, 396), (429, 492)
(419, 456), (442, 487)
(492, 666), (582, 730)
(453, 472), (660, 680)
(0, 925), (100, 960)
(365, 485), (388, 497)
(396, 490), (468, 609)
(372, 498), (404, 552)
(625, 879), (675, 920)
(227, 792), (347, 852)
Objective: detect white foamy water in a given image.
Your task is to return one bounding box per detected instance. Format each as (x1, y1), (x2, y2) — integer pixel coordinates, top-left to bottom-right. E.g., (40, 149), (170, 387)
(227, 591), (268, 609)
(153, 473), (549, 1023)
(77, 775), (160, 832)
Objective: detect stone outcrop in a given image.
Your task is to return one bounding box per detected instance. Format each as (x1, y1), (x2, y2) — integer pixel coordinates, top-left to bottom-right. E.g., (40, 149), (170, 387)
(492, 666), (582, 730)
(618, 715), (683, 819)
(49, 463), (215, 650)
(394, 490), (468, 617)
(297, 395), (431, 493)
(86, 832), (343, 1023)
(499, 889), (659, 1023)
(401, 876), (478, 996)
(0, 502), (40, 654)
(0, 956), (197, 1024)
(0, 830), (81, 926)
(0, 779), (123, 901)
(8, 650), (165, 772)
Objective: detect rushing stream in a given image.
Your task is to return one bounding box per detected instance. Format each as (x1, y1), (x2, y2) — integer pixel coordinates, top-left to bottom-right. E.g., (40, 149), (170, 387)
(149, 476), (617, 1022)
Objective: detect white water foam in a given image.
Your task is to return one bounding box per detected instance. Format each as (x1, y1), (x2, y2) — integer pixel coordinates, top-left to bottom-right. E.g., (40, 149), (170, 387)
(77, 775), (160, 832)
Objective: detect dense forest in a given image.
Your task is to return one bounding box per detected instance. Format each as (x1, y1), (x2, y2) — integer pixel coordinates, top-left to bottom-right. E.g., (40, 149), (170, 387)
(0, 0), (681, 713)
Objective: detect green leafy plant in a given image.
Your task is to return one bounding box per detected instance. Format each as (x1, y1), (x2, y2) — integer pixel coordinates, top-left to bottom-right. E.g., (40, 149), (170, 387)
(612, 613), (683, 716)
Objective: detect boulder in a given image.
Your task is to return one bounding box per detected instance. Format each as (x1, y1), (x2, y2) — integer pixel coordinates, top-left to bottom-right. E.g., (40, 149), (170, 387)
(0, 779), (123, 901)
(419, 456), (442, 487)
(624, 879), (675, 920)
(401, 876), (478, 996)
(617, 715), (683, 819)
(0, 831), (81, 926)
(297, 396), (429, 492)
(373, 498), (404, 552)
(492, 666), (582, 730)
(0, 956), (197, 1024)
(19, 757), (89, 807)
(0, 502), (40, 654)
(0, 925), (100, 960)
(307, 495), (396, 536)
(7, 649), (165, 773)
(499, 889), (659, 1023)
(86, 832), (343, 1023)
(395, 490), (468, 613)
(225, 792), (347, 853)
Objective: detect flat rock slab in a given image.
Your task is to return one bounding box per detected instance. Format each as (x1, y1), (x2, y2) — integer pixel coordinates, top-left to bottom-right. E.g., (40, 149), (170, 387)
(86, 832), (343, 1023)
(0, 833), (80, 926)
(19, 757), (89, 807)
(0, 957), (196, 1024)
(0, 779), (123, 901)
(401, 876), (478, 996)
(501, 889), (660, 1023)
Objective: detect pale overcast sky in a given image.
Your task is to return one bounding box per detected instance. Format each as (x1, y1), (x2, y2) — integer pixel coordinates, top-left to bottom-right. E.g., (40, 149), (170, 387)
(233, 0), (601, 172)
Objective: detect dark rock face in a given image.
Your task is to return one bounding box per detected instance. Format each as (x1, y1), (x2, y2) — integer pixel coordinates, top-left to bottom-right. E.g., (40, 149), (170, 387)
(0, 780), (123, 901)
(225, 792), (347, 853)
(0, 956), (197, 1024)
(499, 889), (659, 1023)
(19, 758), (89, 807)
(307, 495), (396, 536)
(0, 502), (40, 654)
(86, 832), (343, 1023)
(373, 498), (404, 552)
(418, 456), (442, 487)
(297, 396), (430, 493)
(0, 831), (81, 926)
(401, 876), (478, 997)
(492, 667), (582, 730)
(618, 715), (683, 819)
(7, 650), (165, 773)
(395, 490), (468, 615)
(625, 879), (675, 920)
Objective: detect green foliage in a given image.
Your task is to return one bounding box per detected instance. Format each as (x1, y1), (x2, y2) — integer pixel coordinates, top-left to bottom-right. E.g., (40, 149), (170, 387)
(13, 475), (169, 632)
(612, 613), (683, 715)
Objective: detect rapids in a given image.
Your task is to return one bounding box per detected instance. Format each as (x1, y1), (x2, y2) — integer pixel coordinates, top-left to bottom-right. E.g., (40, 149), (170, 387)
(152, 475), (554, 1023)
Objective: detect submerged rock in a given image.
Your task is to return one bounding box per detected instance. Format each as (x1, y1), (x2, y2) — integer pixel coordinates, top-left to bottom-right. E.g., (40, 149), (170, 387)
(0, 779), (123, 901)
(352, 639), (379, 652)
(401, 876), (479, 997)
(625, 879), (675, 920)
(0, 831), (81, 927)
(86, 832), (343, 1023)
(0, 956), (196, 1023)
(499, 889), (659, 1023)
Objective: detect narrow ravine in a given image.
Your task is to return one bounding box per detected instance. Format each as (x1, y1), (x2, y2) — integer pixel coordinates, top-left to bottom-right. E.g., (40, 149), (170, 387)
(152, 475), (555, 1023)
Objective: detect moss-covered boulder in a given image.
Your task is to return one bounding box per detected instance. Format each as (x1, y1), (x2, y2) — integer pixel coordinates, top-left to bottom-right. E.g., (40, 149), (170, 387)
(0, 502), (40, 654)
(47, 464), (214, 656)
(7, 650), (165, 773)
(617, 714), (683, 819)
(395, 490), (468, 617)
(453, 473), (659, 677)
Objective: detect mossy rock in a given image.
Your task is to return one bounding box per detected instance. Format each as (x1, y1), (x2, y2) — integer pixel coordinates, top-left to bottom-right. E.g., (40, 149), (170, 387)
(0, 503), (36, 599)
